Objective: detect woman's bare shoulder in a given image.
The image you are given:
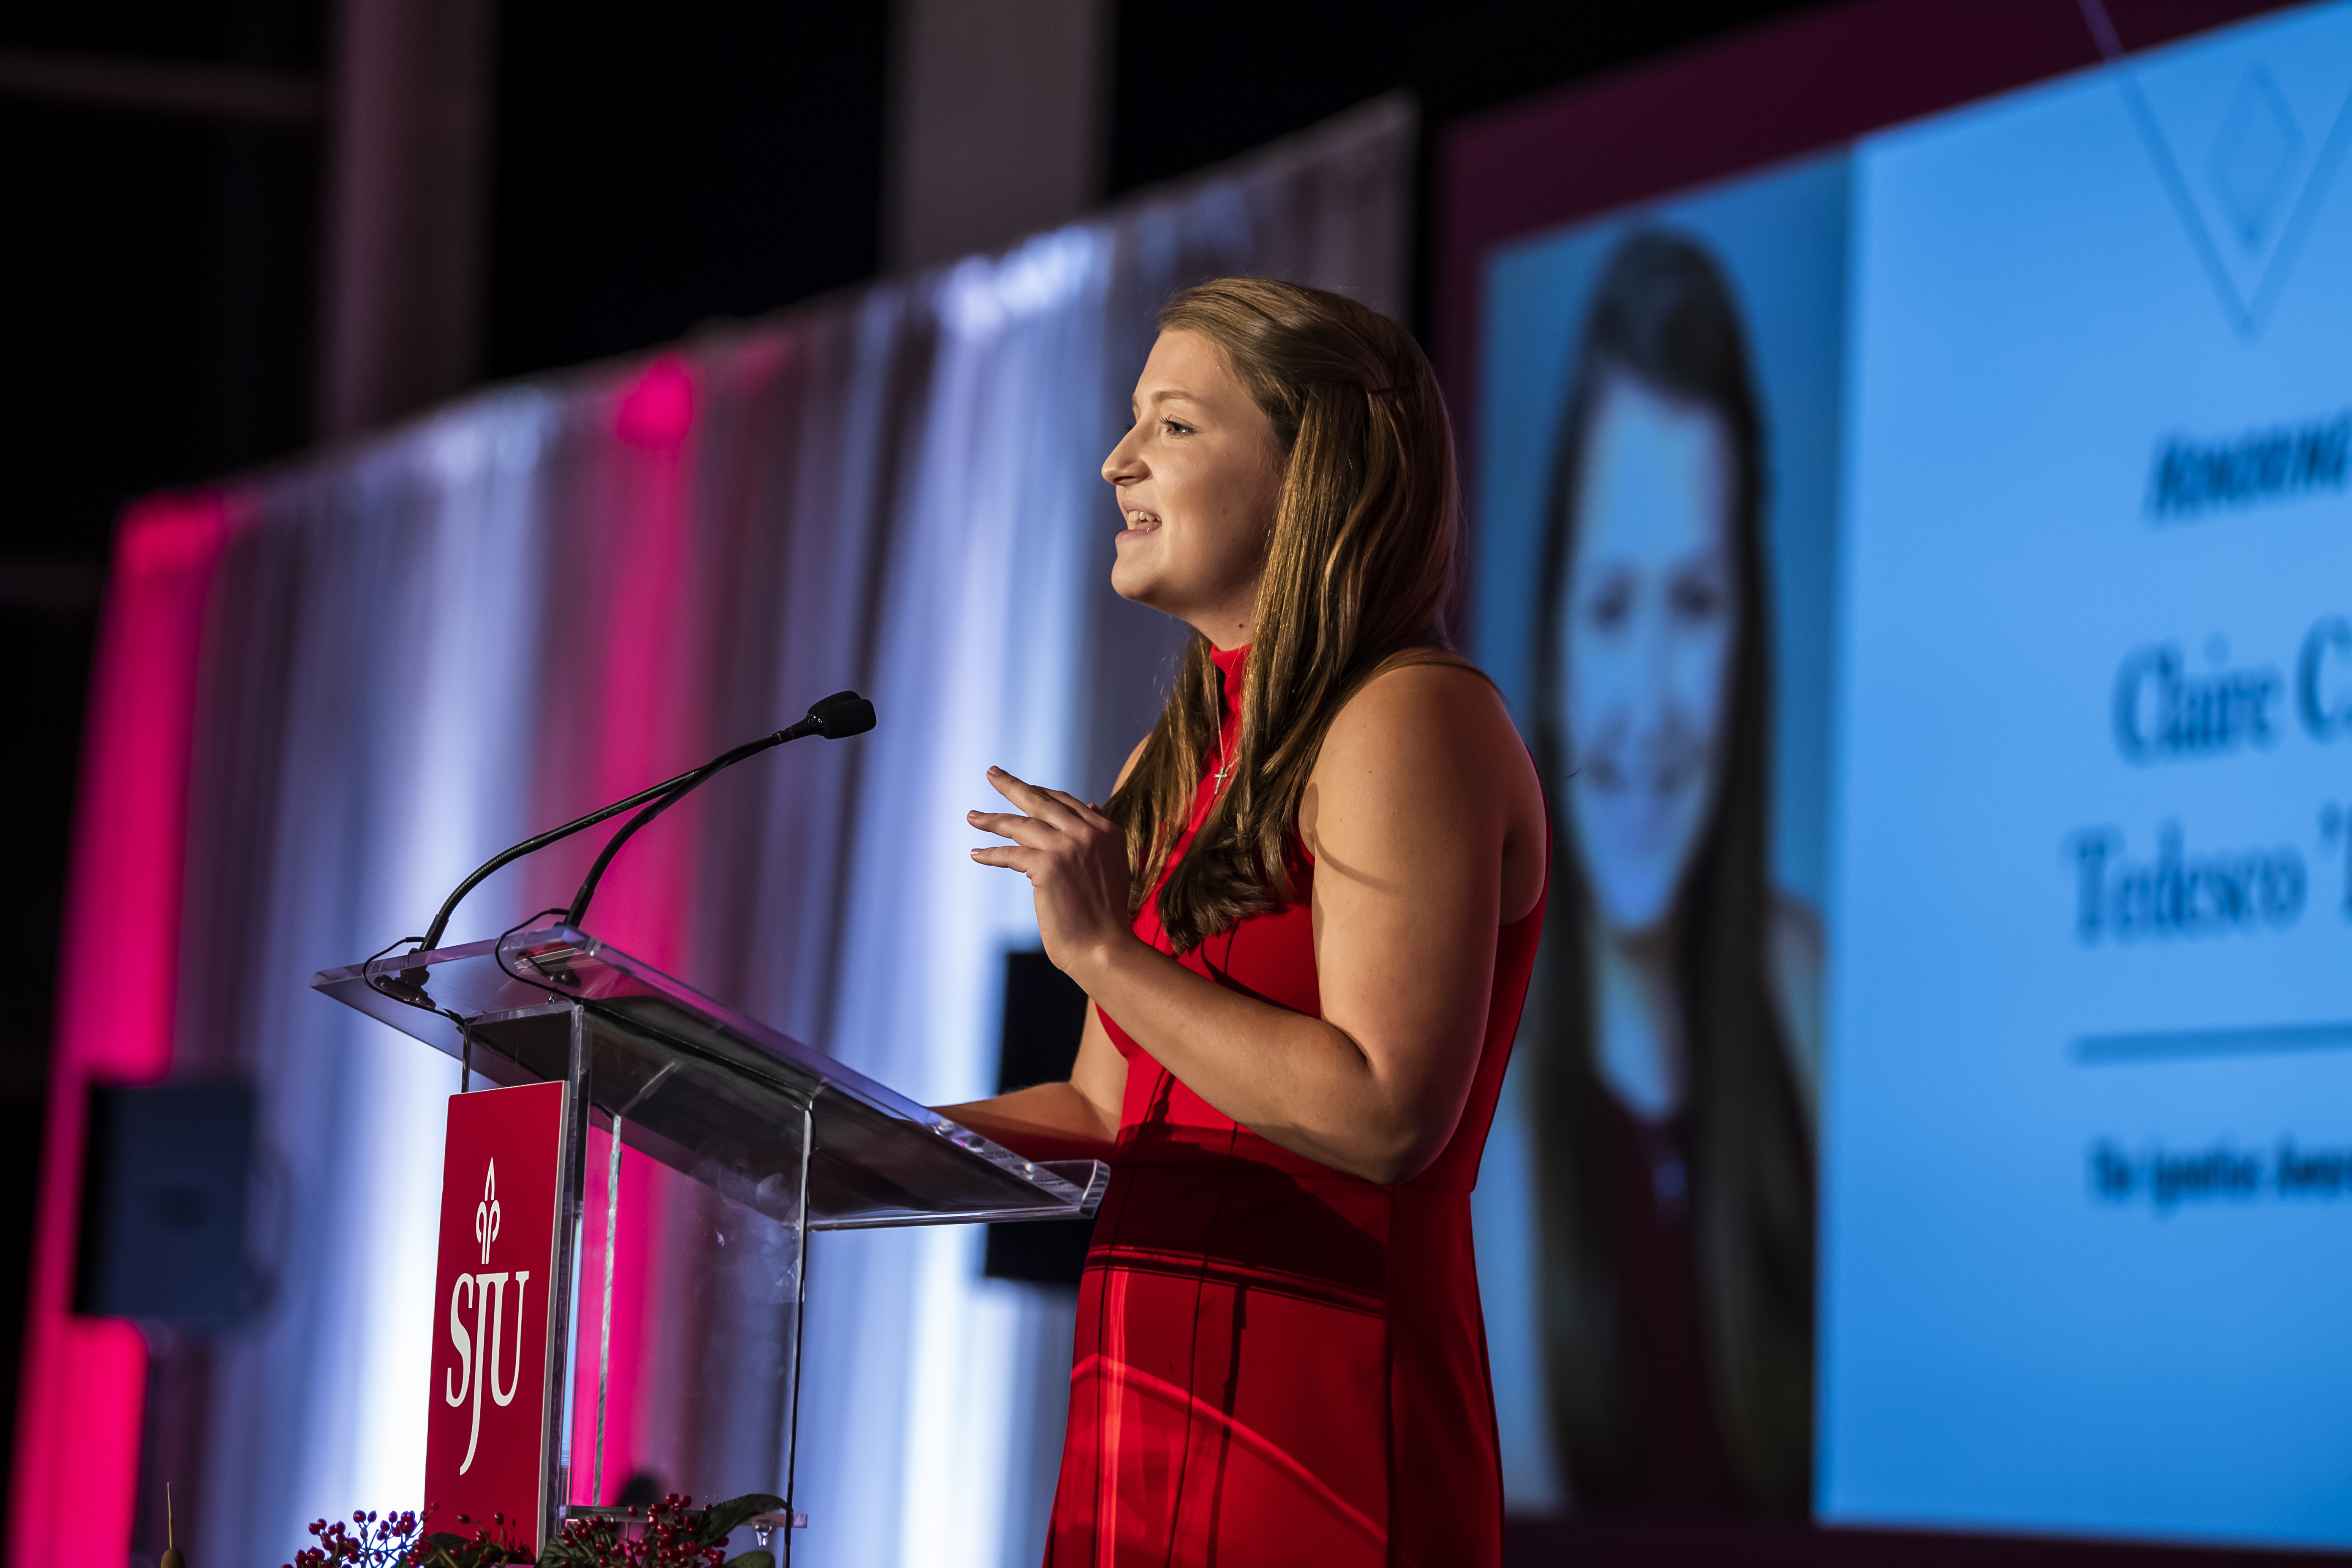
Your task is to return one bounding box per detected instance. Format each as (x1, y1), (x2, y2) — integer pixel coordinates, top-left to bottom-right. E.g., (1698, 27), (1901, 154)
(1110, 732), (1152, 795)
(1309, 654), (1547, 912)
(1321, 652), (1523, 765)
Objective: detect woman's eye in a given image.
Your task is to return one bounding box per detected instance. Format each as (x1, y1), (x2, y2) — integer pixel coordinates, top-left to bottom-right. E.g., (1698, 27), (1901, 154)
(1670, 574), (1725, 621)
(1583, 579), (1631, 630)
(1163, 419), (1194, 436)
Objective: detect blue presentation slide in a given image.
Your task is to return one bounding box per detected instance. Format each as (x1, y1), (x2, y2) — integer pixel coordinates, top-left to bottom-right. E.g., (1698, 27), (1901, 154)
(1820, 2), (2352, 1548)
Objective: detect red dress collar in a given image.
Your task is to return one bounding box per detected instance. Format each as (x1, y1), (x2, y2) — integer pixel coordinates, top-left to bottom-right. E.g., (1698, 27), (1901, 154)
(1209, 643), (1249, 715)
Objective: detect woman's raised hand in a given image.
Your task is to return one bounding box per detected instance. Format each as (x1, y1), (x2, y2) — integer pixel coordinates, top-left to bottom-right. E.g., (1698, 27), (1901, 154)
(969, 768), (1136, 977)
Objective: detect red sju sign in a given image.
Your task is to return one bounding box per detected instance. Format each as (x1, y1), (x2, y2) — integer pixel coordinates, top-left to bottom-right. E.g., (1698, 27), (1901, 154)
(426, 1081), (566, 1551)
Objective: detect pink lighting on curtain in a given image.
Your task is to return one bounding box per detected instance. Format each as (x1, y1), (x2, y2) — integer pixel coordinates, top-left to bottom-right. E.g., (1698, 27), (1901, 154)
(566, 1132), (671, 1506)
(597, 352), (704, 975)
(615, 354), (696, 448)
(564, 351), (703, 1502)
(12, 493), (237, 1568)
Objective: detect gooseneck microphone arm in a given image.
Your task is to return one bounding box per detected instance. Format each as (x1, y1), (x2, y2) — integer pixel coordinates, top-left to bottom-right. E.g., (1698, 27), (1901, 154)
(417, 776), (699, 953)
(561, 691), (865, 926)
(416, 690), (876, 953)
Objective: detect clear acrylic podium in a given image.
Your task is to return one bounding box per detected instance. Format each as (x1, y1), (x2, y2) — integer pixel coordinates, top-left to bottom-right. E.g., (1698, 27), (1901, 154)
(313, 923), (1105, 1557)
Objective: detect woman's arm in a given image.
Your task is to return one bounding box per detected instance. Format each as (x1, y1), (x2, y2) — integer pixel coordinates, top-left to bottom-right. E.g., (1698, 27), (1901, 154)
(969, 662), (1545, 1184)
(934, 1001), (1125, 1161)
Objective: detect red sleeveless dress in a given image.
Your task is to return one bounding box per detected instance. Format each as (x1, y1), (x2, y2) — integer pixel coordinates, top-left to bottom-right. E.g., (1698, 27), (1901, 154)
(1044, 645), (1547, 1568)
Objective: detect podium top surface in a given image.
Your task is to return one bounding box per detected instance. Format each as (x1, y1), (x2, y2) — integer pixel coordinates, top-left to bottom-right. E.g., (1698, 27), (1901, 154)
(313, 926), (1103, 1231)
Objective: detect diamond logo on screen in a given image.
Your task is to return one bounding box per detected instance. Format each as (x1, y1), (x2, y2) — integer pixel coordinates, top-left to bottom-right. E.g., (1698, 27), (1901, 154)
(2124, 45), (2352, 337)
(2208, 65), (2303, 250)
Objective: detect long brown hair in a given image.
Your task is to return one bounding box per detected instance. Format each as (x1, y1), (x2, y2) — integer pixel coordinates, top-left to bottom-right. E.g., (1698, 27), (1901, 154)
(1104, 278), (1461, 952)
(1529, 232), (1815, 1508)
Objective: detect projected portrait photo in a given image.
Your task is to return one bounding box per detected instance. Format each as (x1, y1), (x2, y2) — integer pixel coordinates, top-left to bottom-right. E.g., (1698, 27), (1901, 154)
(1467, 158), (1848, 1518)
(1529, 228), (1818, 1511)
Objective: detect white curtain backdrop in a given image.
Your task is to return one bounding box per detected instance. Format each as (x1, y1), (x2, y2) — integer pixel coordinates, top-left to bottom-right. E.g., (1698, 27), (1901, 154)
(160, 98), (1411, 1568)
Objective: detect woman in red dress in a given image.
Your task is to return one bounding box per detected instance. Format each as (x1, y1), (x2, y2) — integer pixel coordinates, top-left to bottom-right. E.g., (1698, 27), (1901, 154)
(943, 278), (1548, 1567)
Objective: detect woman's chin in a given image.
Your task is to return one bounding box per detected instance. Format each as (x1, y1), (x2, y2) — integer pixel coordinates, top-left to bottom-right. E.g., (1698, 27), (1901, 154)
(1108, 561), (1155, 604)
(1109, 546), (1169, 607)
(1590, 882), (1677, 936)
(1580, 833), (1696, 933)
(1573, 798), (1702, 904)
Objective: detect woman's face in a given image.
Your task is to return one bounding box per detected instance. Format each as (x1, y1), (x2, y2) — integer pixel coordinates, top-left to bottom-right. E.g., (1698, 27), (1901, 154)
(1556, 371), (1740, 936)
(1102, 329), (1286, 648)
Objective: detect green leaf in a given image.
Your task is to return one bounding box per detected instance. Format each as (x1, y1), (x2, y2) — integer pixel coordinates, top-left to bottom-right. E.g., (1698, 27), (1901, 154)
(534, 1533), (599, 1568)
(414, 1533), (480, 1568)
(719, 1554), (776, 1568)
(697, 1493), (787, 1543)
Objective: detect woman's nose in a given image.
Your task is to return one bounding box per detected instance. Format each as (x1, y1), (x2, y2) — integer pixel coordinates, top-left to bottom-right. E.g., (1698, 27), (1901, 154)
(1628, 606), (1678, 730)
(1102, 426), (1144, 485)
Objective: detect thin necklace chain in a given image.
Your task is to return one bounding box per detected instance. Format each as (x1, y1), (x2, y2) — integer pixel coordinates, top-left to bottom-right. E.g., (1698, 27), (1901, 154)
(1211, 670), (1241, 790)
(1211, 718), (1237, 789)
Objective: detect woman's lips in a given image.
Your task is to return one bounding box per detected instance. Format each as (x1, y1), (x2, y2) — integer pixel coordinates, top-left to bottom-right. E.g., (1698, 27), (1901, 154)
(1117, 510), (1162, 542)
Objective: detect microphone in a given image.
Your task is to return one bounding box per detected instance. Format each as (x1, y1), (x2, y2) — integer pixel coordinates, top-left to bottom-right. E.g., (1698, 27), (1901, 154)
(413, 690), (876, 953)
(559, 689), (874, 928)
(804, 689), (877, 739)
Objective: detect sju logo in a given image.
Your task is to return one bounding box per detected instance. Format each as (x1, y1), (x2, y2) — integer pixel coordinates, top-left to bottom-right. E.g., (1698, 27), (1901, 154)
(446, 1160), (530, 1474)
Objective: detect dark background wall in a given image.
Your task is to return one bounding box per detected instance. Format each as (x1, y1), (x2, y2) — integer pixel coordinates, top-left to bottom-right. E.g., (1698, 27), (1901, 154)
(0, 0), (333, 1516)
(0, 0), (1817, 1503)
(484, 0), (890, 379)
(1104, 0), (1827, 333)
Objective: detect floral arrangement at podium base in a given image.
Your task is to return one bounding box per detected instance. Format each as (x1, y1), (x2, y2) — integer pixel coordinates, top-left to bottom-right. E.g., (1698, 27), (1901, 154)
(284, 1494), (785, 1568)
